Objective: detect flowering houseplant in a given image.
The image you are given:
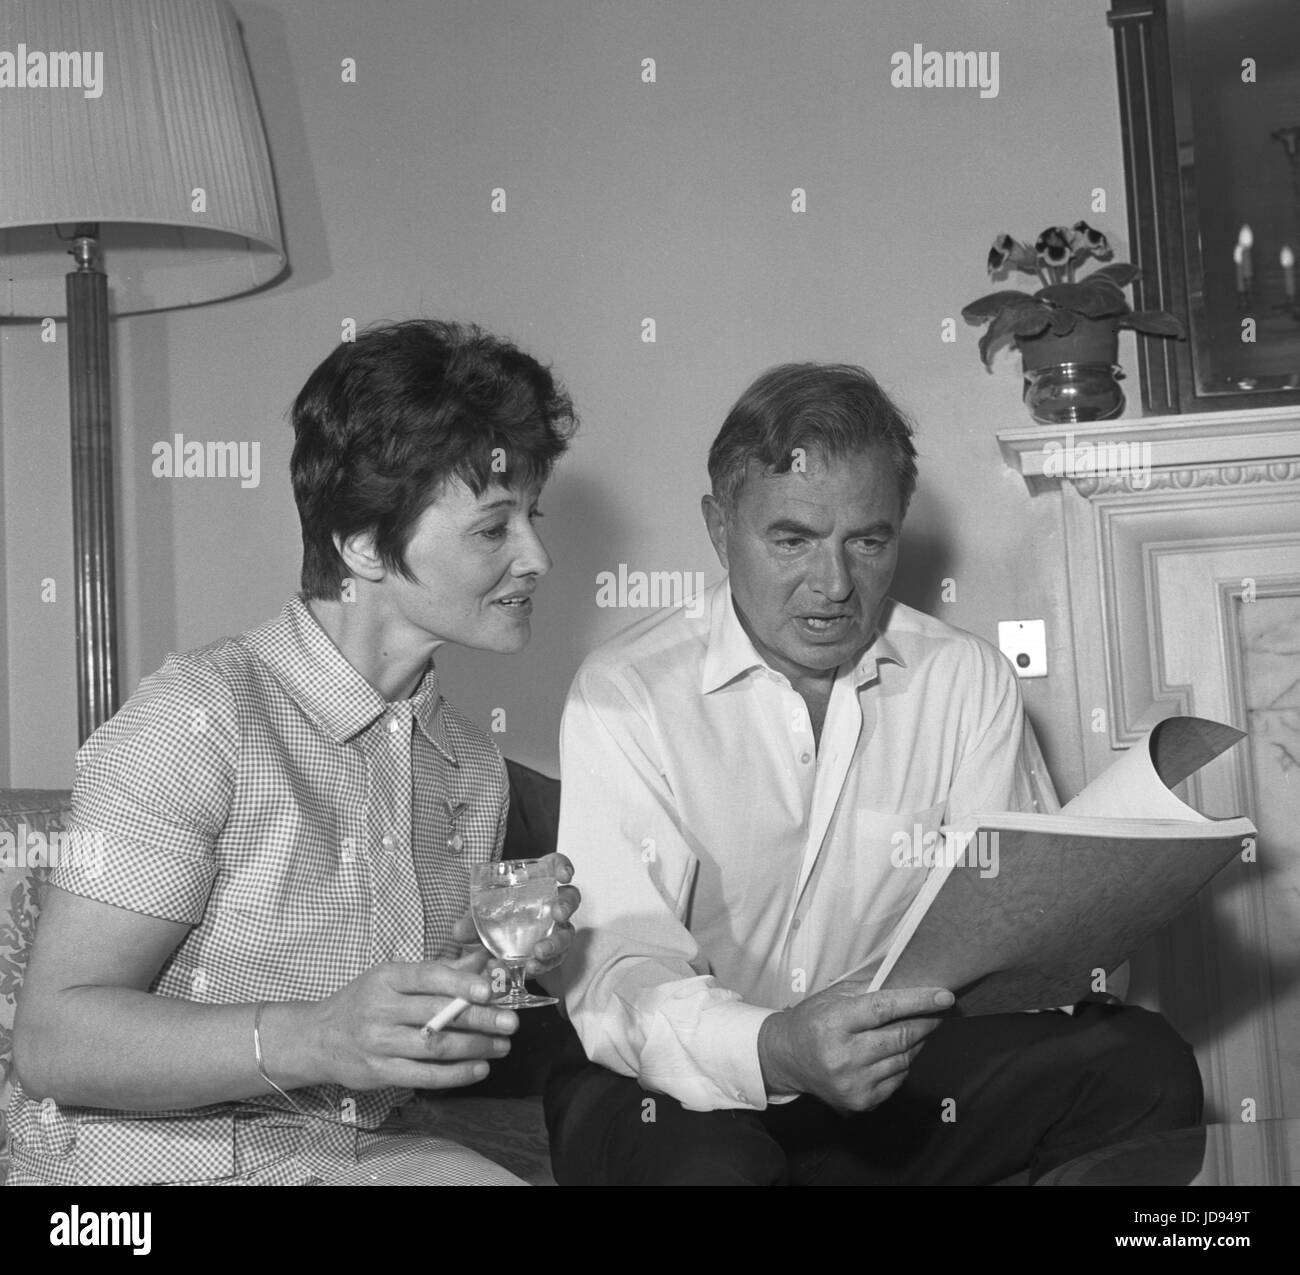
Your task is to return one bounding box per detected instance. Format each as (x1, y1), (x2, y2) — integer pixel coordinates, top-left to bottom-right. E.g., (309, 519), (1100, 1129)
(961, 222), (1184, 422)
(962, 222), (1184, 367)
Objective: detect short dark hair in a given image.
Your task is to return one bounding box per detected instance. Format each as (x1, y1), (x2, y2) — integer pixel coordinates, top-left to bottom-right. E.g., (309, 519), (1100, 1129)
(290, 319), (577, 600)
(707, 362), (918, 512)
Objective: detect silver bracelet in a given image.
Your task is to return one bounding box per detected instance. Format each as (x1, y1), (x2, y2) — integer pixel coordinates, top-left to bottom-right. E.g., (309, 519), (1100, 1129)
(252, 1001), (357, 1129)
(252, 1001), (303, 1110)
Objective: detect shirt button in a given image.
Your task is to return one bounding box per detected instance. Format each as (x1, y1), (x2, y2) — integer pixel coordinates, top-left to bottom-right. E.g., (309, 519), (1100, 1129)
(381, 833), (397, 852)
(40, 1097), (57, 1122)
(799, 751), (812, 764)
(791, 918), (802, 930)
(387, 716), (403, 734)
(446, 833), (464, 853)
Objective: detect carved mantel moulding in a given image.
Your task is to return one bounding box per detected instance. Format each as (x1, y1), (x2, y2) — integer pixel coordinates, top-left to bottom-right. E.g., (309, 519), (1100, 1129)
(996, 405), (1300, 498)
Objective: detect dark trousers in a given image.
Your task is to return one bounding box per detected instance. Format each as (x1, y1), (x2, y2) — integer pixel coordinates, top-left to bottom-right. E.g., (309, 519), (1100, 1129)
(543, 1001), (1203, 1185)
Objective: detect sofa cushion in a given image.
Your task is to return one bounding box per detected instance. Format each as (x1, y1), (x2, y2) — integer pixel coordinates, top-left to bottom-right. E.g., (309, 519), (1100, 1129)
(392, 1094), (555, 1185)
(504, 759), (560, 861)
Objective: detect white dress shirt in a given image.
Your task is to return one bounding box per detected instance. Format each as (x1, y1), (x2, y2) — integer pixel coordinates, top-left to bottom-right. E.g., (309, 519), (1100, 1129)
(551, 579), (1058, 1112)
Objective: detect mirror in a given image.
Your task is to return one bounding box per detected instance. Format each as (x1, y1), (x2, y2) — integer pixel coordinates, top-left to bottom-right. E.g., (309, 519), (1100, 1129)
(1109, 0), (1300, 413)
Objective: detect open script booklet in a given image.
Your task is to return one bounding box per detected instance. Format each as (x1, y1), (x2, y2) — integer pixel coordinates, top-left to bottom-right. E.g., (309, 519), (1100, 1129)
(853, 715), (1256, 1015)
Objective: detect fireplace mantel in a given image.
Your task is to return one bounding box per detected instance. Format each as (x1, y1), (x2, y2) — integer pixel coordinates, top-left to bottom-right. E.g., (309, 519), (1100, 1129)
(996, 404), (1300, 494)
(997, 400), (1300, 1157)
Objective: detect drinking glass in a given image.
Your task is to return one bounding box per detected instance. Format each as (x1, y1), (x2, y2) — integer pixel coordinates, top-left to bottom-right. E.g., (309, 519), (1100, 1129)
(469, 858), (560, 1009)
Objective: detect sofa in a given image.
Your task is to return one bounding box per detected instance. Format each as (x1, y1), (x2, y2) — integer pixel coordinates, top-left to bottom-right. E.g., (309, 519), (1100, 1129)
(0, 761), (565, 1186)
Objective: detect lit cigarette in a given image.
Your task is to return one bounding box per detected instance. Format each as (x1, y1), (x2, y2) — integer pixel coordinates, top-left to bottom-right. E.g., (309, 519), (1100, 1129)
(420, 996), (470, 1039)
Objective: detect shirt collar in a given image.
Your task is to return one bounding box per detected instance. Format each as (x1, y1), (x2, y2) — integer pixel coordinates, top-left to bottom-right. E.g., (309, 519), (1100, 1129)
(701, 581), (907, 694)
(247, 596), (457, 763)
(852, 604), (907, 687)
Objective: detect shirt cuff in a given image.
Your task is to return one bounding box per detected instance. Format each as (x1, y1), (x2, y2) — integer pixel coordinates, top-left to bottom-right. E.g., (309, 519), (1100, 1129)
(640, 998), (777, 1112)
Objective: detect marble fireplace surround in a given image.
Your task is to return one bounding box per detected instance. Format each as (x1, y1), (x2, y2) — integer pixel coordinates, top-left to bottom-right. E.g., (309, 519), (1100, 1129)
(999, 405), (1300, 1183)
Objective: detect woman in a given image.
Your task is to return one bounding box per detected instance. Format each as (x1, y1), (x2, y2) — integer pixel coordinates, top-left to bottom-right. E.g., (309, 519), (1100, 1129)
(10, 319), (579, 1185)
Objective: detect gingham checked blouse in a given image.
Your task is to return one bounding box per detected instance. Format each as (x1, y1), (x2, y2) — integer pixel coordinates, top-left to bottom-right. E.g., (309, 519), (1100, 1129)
(7, 596), (523, 1185)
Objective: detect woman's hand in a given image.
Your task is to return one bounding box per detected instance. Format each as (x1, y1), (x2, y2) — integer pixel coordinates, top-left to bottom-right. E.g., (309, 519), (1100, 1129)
(297, 950), (520, 1092)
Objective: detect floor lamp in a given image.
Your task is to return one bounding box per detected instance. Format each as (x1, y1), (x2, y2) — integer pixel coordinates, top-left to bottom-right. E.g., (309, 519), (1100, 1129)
(0, 0), (286, 742)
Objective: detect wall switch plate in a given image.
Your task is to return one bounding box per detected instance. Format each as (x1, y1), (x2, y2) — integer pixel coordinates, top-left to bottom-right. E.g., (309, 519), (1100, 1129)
(998, 619), (1047, 678)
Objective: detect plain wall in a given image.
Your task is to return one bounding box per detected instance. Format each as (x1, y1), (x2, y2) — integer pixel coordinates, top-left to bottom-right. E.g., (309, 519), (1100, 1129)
(1, 0), (1135, 791)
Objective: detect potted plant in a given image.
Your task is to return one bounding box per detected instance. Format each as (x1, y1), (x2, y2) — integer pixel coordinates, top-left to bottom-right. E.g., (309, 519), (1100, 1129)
(962, 222), (1185, 423)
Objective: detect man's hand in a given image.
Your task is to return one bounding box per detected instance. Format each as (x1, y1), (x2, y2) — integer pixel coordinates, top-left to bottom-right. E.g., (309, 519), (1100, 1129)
(450, 852), (581, 979)
(757, 983), (954, 1113)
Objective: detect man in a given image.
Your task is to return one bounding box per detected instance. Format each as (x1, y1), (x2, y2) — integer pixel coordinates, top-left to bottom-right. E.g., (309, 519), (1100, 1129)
(543, 361), (1201, 1185)
(13, 320), (579, 1186)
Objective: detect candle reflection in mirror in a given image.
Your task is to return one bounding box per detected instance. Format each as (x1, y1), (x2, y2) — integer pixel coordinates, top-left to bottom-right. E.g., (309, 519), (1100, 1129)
(1235, 225), (1254, 303)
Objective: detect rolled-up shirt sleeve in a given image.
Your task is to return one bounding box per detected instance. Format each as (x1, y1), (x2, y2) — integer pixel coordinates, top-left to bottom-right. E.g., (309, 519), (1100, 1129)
(547, 661), (775, 1112)
(54, 655), (237, 924)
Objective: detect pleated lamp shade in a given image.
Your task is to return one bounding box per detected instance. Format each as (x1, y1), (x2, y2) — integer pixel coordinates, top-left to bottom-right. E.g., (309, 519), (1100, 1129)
(0, 0), (286, 316)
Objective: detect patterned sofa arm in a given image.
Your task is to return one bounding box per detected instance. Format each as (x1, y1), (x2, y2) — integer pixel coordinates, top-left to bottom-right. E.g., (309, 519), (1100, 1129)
(0, 790), (73, 1185)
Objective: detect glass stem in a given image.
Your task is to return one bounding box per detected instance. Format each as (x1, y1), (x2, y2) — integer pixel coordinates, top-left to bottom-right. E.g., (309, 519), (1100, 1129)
(508, 964), (528, 999)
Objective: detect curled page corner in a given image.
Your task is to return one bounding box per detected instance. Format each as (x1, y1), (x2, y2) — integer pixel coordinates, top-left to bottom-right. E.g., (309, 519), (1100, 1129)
(1060, 715), (1246, 822)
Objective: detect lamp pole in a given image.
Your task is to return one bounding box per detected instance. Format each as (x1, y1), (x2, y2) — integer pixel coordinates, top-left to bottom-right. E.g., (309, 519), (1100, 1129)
(66, 225), (119, 742)
(0, 2), (286, 745)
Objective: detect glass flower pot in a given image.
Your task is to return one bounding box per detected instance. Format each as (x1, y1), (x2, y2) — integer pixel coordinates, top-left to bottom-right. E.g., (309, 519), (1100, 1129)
(1022, 361), (1126, 424)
